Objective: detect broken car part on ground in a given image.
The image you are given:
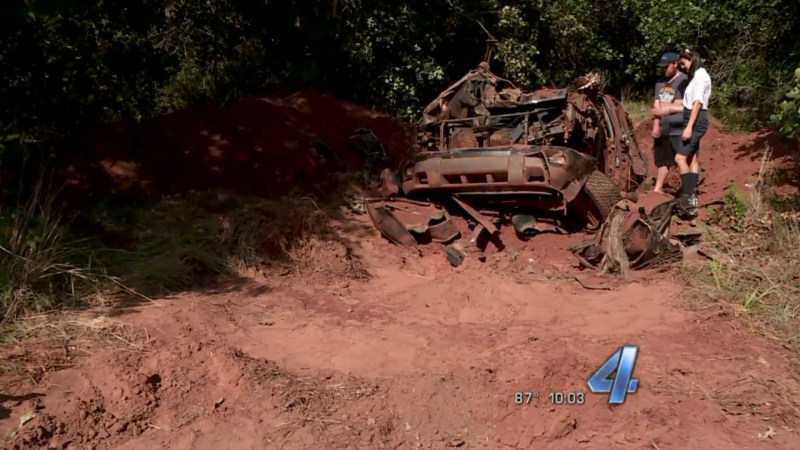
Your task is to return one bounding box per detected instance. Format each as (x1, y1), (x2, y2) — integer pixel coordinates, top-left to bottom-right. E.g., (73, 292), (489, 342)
(360, 60), (686, 272)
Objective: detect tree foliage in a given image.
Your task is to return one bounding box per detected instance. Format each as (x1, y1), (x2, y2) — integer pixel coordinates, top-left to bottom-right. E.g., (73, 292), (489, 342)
(1, 0), (799, 147)
(772, 68), (800, 139)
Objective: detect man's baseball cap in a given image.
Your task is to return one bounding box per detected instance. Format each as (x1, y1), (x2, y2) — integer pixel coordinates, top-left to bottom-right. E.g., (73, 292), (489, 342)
(658, 52), (679, 67)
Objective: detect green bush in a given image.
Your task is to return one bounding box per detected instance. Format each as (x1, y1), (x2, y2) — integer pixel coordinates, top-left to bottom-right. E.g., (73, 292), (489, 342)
(771, 68), (800, 139)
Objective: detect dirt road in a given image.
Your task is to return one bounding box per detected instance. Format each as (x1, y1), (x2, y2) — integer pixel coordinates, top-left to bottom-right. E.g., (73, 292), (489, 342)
(2, 207), (799, 449)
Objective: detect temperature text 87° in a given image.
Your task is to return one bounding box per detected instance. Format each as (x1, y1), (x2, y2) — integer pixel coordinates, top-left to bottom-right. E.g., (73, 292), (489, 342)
(514, 391), (540, 404)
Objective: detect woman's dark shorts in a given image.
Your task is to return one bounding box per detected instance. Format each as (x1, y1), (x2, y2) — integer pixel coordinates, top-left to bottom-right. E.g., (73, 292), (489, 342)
(654, 135), (681, 167)
(678, 108), (709, 155)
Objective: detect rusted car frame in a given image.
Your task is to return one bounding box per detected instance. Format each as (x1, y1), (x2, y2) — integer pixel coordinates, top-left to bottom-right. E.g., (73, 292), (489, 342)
(415, 64), (647, 192)
(364, 60), (651, 262)
(401, 145), (593, 204)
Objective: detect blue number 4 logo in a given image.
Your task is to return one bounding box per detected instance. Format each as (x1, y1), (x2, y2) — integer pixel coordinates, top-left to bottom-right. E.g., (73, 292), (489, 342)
(587, 344), (639, 404)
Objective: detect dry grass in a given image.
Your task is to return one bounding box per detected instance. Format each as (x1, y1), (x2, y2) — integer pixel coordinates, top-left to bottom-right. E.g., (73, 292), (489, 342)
(216, 193), (333, 270)
(1, 184), (365, 355)
(0, 313), (153, 385)
(232, 349), (378, 435)
(680, 148), (800, 356)
(6, 313), (154, 353)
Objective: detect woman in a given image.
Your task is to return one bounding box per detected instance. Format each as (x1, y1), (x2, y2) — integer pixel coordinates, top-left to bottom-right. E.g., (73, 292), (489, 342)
(654, 48), (711, 217)
(677, 48), (710, 215)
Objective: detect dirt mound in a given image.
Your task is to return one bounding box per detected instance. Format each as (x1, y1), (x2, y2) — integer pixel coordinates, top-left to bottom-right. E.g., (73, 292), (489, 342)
(1, 330), (383, 450)
(62, 89), (413, 204)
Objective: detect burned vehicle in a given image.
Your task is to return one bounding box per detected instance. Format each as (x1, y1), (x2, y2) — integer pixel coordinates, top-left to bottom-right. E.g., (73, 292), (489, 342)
(364, 60), (651, 263)
(416, 63), (648, 193)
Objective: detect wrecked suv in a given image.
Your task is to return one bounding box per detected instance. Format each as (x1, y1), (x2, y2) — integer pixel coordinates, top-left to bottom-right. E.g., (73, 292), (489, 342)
(366, 61), (650, 261)
(415, 63), (647, 193)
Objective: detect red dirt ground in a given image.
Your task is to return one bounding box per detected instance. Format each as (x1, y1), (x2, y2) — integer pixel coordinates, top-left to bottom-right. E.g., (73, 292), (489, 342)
(2, 95), (800, 449)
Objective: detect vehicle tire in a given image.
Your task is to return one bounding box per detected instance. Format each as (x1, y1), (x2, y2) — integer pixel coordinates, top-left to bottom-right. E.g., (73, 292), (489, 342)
(576, 170), (622, 232)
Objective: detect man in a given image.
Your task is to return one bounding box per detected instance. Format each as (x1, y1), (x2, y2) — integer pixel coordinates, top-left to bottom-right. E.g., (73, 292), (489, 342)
(650, 52), (688, 193)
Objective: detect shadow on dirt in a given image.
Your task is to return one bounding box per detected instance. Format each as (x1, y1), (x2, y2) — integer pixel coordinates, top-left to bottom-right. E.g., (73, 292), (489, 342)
(86, 191), (378, 318)
(0, 393), (45, 421)
(732, 130), (799, 161)
(731, 130), (800, 191)
(58, 88), (413, 207)
(3, 88), (409, 320)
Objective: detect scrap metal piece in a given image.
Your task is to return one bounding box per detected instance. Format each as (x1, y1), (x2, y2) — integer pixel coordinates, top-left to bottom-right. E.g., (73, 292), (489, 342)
(468, 224), (486, 248)
(512, 215), (565, 237)
(366, 203), (417, 246)
(452, 195), (497, 234)
(511, 215), (538, 236)
(367, 199), (459, 245)
(569, 191), (681, 273)
(429, 215), (460, 243)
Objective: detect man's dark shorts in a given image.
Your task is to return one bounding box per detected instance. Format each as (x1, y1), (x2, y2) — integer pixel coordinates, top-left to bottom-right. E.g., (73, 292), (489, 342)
(654, 135), (681, 167)
(678, 108), (709, 156)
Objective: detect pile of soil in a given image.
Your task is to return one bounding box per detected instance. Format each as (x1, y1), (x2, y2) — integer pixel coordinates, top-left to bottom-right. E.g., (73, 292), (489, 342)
(62, 89), (414, 203)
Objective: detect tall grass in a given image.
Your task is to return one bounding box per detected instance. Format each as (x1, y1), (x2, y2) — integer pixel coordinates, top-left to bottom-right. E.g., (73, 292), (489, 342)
(620, 85), (652, 126)
(0, 176), (102, 328)
(0, 178), (339, 337)
(680, 148), (800, 354)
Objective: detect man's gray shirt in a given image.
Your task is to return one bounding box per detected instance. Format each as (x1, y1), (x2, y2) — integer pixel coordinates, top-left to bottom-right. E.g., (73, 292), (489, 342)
(655, 73), (689, 136)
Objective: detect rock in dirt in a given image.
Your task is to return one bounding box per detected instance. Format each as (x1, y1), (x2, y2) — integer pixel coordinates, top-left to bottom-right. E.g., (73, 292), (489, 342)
(697, 244), (735, 264)
(672, 228), (703, 245)
(446, 437), (466, 447)
(681, 245), (703, 260)
(445, 243), (468, 267)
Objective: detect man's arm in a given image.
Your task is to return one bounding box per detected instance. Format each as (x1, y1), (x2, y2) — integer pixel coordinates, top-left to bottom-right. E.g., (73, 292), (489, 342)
(652, 99), (661, 137)
(658, 98), (683, 115)
(652, 83), (668, 118)
(651, 82), (661, 133)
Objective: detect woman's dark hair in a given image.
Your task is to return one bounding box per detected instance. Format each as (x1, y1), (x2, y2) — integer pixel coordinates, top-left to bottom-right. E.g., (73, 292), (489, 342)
(680, 48), (702, 79)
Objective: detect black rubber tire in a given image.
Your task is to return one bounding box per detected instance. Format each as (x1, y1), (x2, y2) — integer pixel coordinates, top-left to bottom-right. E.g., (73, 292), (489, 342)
(580, 170), (623, 225)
